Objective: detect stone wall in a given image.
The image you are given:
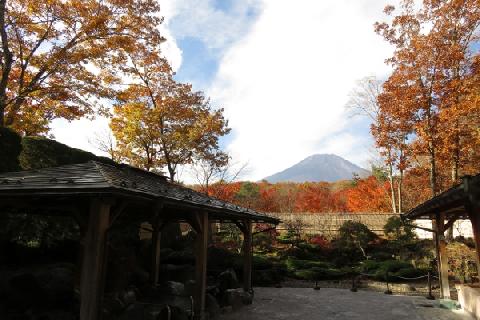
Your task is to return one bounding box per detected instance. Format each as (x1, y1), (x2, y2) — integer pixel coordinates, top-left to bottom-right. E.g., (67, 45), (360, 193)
(267, 212), (473, 239)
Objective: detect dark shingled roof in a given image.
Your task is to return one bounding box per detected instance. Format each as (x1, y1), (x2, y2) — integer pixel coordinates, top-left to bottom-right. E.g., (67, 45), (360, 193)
(0, 161), (279, 224)
(402, 174), (480, 220)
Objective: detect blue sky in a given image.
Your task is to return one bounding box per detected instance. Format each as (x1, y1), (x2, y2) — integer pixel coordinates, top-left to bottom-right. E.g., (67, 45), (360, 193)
(52, 0), (397, 181)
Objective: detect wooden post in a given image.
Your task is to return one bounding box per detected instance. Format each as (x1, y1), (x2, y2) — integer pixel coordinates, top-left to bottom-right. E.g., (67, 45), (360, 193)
(468, 206), (480, 274)
(242, 220), (253, 292)
(150, 219), (162, 286)
(465, 176), (480, 276)
(193, 212), (209, 320)
(434, 213), (450, 299)
(80, 198), (111, 320)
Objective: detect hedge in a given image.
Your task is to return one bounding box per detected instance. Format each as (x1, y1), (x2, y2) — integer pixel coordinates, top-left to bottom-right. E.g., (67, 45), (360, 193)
(19, 136), (115, 170)
(0, 127), (22, 173)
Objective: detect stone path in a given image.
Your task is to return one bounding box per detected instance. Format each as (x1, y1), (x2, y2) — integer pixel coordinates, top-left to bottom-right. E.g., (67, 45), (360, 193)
(220, 287), (474, 320)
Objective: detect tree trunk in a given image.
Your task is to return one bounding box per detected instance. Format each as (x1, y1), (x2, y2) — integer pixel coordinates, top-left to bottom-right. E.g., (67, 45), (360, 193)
(387, 149), (398, 213)
(0, 0), (13, 128)
(429, 145), (437, 197)
(447, 142), (460, 241)
(0, 103), (4, 127)
(168, 167), (175, 182)
(397, 169), (403, 213)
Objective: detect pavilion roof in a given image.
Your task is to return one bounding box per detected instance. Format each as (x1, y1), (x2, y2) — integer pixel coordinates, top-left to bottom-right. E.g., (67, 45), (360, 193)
(402, 173), (480, 220)
(0, 161), (279, 224)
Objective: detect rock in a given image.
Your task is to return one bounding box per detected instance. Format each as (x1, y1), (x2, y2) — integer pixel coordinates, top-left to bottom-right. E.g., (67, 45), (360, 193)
(205, 293), (221, 319)
(121, 289), (137, 306)
(131, 267), (150, 287)
(240, 291), (253, 305)
(160, 264), (195, 283)
(224, 289), (243, 310)
(221, 306), (233, 314)
(156, 305), (189, 320)
(118, 304), (144, 320)
(217, 269), (239, 292)
(102, 296), (125, 316)
(6, 272), (45, 310)
(35, 264), (75, 305)
(166, 281), (185, 296)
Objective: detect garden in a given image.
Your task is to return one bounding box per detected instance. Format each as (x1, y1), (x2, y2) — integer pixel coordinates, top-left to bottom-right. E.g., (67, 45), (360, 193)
(209, 216), (478, 297)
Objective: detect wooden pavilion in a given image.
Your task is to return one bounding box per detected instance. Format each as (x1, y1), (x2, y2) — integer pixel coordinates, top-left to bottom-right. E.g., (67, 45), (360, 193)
(0, 161), (280, 320)
(402, 174), (480, 300)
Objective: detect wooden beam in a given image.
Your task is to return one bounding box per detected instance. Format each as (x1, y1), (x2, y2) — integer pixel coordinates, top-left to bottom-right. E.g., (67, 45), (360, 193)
(80, 198), (111, 320)
(109, 200), (129, 227)
(194, 212), (209, 320)
(433, 213), (450, 299)
(242, 220), (253, 292)
(443, 217), (458, 232)
(150, 203), (164, 286)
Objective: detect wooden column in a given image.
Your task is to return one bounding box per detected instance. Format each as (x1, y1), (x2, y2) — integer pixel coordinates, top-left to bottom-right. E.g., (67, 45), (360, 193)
(469, 209), (480, 274)
(242, 220), (253, 292)
(465, 176), (480, 276)
(193, 212), (209, 320)
(434, 213), (450, 299)
(150, 204), (164, 286)
(80, 198), (111, 320)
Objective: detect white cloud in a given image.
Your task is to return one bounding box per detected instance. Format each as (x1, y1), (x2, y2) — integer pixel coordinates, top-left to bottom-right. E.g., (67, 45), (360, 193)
(51, 0), (397, 183)
(158, 1), (183, 70)
(209, 0), (397, 180)
(162, 0), (262, 50)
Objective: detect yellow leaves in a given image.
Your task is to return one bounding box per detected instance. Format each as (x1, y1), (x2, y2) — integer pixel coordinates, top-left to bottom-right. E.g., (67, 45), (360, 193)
(1, 0), (164, 134)
(374, 0), (480, 192)
(110, 54), (229, 179)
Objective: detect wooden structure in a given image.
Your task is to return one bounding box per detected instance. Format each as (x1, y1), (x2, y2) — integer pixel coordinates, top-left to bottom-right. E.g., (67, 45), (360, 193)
(402, 174), (480, 299)
(0, 161), (279, 320)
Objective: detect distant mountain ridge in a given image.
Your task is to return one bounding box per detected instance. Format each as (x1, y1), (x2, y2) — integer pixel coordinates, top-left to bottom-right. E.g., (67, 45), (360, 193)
(263, 154), (370, 183)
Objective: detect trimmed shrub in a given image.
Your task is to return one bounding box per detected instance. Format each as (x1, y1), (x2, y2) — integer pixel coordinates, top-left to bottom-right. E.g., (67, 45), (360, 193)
(285, 257), (333, 272)
(393, 267), (428, 281)
(293, 267), (347, 281)
(0, 127), (22, 173)
(19, 136), (114, 170)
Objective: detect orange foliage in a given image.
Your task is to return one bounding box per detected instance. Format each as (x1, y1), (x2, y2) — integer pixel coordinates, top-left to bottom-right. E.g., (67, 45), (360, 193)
(200, 176), (390, 213)
(345, 177), (390, 213)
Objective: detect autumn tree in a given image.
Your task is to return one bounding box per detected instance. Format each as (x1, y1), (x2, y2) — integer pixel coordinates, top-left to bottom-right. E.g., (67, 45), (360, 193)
(89, 128), (118, 162)
(345, 176), (391, 213)
(110, 46), (230, 181)
(0, 0), (164, 135)
(347, 76), (409, 213)
(191, 155), (247, 196)
(375, 0), (480, 198)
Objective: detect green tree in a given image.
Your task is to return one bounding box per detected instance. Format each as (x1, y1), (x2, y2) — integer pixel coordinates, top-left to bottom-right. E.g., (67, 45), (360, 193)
(234, 182), (260, 208)
(337, 221), (377, 259)
(384, 216), (415, 241)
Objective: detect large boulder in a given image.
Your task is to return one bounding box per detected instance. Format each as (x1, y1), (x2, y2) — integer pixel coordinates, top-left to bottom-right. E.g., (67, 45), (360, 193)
(160, 264), (194, 283)
(217, 269), (239, 293)
(223, 289), (243, 310)
(159, 281), (185, 296)
(117, 303), (145, 320)
(5, 272), (46, 310)
(35, 263), (75, 305)
(205, 293), (221, 319)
